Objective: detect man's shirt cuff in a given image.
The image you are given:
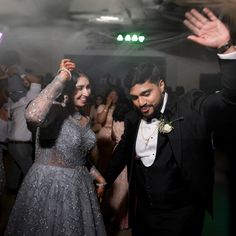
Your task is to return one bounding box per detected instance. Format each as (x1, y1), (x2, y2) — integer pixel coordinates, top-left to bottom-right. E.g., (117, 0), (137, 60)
(218, 47), (236, 59)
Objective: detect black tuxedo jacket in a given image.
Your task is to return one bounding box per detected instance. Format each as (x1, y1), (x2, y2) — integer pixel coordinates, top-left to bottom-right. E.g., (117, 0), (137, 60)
(105, 59), (236, 215)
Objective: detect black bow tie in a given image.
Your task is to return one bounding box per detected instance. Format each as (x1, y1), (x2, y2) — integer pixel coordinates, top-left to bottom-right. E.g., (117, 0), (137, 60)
(145, 110), (163, 123)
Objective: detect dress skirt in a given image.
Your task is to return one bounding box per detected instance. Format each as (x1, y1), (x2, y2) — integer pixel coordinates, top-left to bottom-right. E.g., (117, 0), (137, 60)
(5, 163), (107, 236)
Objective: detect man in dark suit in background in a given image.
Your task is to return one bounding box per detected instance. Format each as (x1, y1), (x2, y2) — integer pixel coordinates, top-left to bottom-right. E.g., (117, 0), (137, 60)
(103, 8), (236, 236)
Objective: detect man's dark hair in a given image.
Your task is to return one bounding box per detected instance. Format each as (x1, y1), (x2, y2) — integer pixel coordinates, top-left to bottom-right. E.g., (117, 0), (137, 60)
(125, 63), (163, 91)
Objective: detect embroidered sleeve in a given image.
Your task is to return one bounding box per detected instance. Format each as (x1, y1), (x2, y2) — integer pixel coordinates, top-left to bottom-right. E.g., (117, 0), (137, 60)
(25, 75), (66, 126)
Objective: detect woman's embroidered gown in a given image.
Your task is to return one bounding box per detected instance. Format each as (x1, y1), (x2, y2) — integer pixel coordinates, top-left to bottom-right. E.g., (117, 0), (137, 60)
(5, 76), (106, 236)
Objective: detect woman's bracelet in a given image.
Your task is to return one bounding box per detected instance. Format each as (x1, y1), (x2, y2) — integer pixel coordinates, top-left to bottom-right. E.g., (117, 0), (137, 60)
(90, 166), (102, 179)
(96, 182), (107, 188)
(57, 67), (72, 80)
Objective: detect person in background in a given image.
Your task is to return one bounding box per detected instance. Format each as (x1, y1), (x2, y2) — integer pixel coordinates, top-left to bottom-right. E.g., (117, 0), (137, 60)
(5, 59), (107, 236)
(95, 87), (120, 175)
(103, 8), (236, 236)
(90, 94), (104, 133)
(0, 87), (8, 197)
(106, 103), (130, 230)
(96, 87), (131, 230)
(7, 65), (41, 192)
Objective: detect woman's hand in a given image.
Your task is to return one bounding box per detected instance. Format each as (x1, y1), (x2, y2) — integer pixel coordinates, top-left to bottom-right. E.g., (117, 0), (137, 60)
(96, 184), (106, 203)
(58, 59), (76, 81)
(106, 95), (113, 108)
(95, 177), (107, 203)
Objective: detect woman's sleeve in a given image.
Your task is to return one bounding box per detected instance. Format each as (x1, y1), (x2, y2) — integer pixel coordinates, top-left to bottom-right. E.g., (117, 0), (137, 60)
(25, 75), (66, 127)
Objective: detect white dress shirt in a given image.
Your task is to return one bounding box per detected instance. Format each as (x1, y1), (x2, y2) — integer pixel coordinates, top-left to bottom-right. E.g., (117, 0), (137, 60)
(135, 93), (168, 167)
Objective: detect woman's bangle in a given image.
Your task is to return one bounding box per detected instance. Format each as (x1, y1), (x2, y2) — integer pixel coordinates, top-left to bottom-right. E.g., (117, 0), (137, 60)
(57, 67), (72, 80)
(96, 182), (107, 188)
(90, 166), (101, 180)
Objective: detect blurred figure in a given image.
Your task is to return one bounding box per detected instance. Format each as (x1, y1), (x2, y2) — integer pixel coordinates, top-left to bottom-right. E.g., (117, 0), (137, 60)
(7, 64), (41, 192)
(106, 103), (130, 230)
(90, 94), (104, 133)
(0, 65), (8, 81)
(96, 86), (131, 230)
(0, 87), (8, 197)
(96, 87), (120, 175)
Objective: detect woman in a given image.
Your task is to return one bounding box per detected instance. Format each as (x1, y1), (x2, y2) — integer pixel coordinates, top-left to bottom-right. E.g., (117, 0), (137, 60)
(96, 87), (130, 230)
(5, 59), (107, 236)
(106, 103), (130, 230)
(90, 95), (104, 133)
(95, 88), (119, 175)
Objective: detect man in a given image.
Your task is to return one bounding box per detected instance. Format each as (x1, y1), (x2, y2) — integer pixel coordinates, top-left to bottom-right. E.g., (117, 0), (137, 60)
(104, 8), (236, 236)
(7, 63), (41, 192)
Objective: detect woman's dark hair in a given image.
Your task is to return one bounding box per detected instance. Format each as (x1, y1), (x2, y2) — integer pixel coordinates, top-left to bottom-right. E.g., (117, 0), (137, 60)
(103, 86), (130, 121)
(104, 86), (120, 99)
(94, 95), (104, 108)
(104, 85), (129, 105)
(125, 63), (163, 91)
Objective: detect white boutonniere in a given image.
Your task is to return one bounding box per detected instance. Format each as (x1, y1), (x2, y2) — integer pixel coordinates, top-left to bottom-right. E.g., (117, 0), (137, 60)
(158, 116), (184, 134)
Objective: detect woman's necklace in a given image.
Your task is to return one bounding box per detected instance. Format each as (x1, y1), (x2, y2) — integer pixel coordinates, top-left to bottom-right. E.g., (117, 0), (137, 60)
(140, 120), (159, 149)
(73, 112), (82, 121)
(71, 112), (83, 125)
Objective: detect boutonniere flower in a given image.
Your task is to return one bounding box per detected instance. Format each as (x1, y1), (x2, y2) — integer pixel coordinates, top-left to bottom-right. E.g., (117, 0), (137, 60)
(158, 116), (184, 134)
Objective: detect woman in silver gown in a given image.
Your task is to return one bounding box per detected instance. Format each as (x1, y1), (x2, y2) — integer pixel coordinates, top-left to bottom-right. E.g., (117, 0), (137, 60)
(5, 59), (107, 236)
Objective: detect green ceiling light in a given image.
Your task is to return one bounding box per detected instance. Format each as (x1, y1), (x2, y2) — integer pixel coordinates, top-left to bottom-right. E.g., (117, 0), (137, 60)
(131, 34), (138, 42)
(124, 34), (131, 41)
(138, 35), (145, 42)
(116, 33), (146, 43)
(117, 34), (124, 41)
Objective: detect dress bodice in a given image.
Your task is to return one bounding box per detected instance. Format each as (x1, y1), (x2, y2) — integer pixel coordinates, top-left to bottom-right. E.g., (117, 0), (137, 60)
(35, 115), (96, 168)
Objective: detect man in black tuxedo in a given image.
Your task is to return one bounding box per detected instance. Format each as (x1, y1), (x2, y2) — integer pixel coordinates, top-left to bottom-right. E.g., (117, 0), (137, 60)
(103, 8), (236, 236)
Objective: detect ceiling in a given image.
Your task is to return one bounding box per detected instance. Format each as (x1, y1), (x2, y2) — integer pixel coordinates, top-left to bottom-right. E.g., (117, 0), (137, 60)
(0, 0), (235, 57)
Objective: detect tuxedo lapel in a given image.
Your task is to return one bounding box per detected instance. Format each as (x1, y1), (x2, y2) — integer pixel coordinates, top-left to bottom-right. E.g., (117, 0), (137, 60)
(133, 113), (142, 156)
(164, 95), (183, 167)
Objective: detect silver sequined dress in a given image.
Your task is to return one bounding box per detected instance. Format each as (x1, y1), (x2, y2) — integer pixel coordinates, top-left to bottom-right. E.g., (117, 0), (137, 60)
(5, 76), (107, 236)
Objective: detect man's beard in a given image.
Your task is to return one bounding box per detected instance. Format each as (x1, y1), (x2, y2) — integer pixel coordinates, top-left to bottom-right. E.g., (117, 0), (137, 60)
(135, 94), (164, 120)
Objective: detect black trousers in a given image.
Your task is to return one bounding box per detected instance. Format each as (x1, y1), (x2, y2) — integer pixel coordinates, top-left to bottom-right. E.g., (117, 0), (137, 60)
(132, 202), (205, 236)
(7, 142), (33, 189)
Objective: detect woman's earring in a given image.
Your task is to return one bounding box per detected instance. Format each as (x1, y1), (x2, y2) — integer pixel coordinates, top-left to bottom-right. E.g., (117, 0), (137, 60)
(61, 95), (69, 107)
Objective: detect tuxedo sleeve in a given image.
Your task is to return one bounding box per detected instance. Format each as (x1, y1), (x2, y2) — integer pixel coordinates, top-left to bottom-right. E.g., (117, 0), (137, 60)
(190, 59), (236, 129)
(104, 113), (135, 188)
(219, 59), (236, 103)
